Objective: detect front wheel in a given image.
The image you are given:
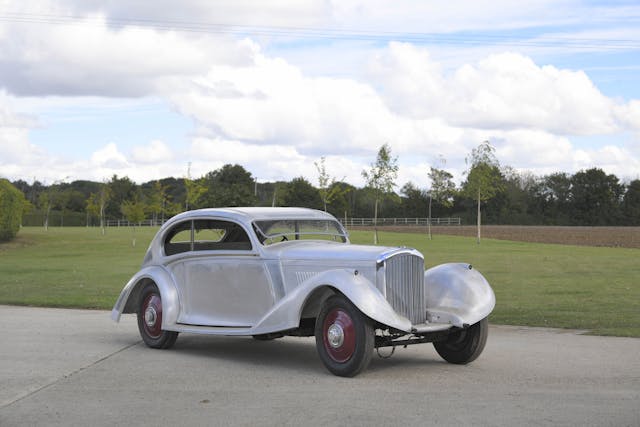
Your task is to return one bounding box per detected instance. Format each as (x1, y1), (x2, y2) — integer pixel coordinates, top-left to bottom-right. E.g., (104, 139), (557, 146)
(314, 295), (374, 377)
(137, 283), (179, 349)
(433, 317), (488, 364)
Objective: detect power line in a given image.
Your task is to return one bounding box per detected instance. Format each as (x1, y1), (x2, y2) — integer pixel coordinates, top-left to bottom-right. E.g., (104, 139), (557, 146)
(0, 12), (638, 50)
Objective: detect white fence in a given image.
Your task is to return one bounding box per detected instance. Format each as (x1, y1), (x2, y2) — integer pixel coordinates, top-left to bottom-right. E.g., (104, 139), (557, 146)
(105, 217), (461, 228)
(105, 219), (165, 227)
(340, 217), (461, 227)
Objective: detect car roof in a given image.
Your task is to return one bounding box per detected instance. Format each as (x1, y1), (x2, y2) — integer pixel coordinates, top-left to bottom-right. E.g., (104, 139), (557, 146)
(165, 207), (337, 226)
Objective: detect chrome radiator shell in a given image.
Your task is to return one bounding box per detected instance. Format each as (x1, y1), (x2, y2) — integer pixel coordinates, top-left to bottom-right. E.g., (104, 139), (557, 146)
(377, 249), (426, 324)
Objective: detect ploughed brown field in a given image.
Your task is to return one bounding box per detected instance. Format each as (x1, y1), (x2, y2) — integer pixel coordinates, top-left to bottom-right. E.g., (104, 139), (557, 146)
(353, 225), (640, 249)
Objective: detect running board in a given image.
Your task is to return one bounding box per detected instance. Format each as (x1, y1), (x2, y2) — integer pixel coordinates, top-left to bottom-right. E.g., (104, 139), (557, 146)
(170, 323), (255, 336)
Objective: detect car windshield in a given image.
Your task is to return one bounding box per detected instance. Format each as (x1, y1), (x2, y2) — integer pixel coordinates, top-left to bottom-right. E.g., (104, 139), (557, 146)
(253, 219), (348, 245)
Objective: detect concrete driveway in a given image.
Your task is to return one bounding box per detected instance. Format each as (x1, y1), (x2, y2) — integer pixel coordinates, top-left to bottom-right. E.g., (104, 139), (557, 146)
(1, 305), (638, 426)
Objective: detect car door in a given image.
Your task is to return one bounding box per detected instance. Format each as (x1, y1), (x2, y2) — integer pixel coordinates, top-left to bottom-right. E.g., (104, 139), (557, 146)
(164, 218), (275, 327)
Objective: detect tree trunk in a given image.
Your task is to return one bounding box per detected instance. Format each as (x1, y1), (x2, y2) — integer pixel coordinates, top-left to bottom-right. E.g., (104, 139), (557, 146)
(374, 198), (379, 245)
(44, 205), (50, 231)
(476, 188), (481, 244)
(100, 204), (106, 236)
(428, 195), (432, 240)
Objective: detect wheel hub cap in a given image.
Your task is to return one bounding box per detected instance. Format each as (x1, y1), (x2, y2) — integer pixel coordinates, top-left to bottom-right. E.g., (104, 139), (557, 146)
(144, 306), (158, 327)
(322, 308), (356, 363)
(327, 323), (344, 348)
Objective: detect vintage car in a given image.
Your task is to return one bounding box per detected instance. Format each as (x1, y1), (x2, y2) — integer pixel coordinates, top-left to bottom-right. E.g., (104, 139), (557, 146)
(112, 207), (495, 377)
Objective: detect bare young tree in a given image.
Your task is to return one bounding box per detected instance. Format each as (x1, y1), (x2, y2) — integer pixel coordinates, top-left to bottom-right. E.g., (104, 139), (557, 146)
(463, 141), (503, 244)
(121, 197), (146, 247)
(361, 143), (398, 244)
(314, 156), (346, 212)
(184, 163), (206, 210)
(87, 181), (111, 235)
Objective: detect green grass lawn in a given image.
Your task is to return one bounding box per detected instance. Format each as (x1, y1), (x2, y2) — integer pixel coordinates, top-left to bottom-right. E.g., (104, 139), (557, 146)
(0, 227), (155, 309)
(1, 226), (639, 337)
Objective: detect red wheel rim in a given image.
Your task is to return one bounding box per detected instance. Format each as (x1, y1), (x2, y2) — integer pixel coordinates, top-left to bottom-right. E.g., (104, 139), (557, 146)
(142, 293), (163, 339)
(322, 308), (356, 363)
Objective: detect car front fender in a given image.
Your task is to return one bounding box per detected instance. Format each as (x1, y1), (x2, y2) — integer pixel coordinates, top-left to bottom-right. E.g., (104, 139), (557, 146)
(251, 269), (412, 335)
(110, 265), (180, 329)
(425, 263), (496, 328)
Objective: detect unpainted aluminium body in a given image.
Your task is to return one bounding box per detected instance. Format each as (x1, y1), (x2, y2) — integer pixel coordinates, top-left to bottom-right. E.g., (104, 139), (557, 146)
(112, 207), (495, 376)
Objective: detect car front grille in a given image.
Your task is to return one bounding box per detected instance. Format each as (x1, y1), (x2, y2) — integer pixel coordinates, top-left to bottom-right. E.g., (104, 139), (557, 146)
(382, 252), (426, 324)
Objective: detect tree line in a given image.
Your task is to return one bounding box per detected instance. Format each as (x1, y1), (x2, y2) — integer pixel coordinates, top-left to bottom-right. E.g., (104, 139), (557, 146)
(7, 142), (640, 234)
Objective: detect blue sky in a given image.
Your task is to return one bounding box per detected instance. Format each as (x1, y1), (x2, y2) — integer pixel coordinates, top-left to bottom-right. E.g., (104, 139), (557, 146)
(1, 0), (639, 188)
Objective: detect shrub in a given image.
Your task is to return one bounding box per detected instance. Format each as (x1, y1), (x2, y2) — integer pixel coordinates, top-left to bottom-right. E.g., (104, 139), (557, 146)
(0, 179), (25, 242)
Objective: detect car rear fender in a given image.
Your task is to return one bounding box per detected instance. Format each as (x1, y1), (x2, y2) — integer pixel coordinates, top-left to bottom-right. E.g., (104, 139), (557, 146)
(252, 269), (412, 334)
(110, 266), (180, 329)
(425, 263), (496, 328)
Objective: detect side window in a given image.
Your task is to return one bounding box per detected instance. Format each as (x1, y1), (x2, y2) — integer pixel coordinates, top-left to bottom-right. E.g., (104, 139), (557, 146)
(164, 221), (193, 256)
(193, 220), (252, 251)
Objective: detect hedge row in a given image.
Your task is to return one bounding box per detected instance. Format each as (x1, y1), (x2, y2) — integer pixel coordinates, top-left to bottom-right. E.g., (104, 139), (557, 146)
(0, 179), (25, 242)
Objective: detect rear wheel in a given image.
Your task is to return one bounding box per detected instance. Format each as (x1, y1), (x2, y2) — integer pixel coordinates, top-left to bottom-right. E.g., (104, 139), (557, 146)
(137, 283), (178, 349)
(433, 317), (488, 364)
(314, 295), (374, 377)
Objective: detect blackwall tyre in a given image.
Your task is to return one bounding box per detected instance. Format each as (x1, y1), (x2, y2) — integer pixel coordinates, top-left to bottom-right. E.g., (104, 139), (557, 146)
(433, 317), (488, 364)
(314, 295), (374, 377)
(137, 283), (179, 349)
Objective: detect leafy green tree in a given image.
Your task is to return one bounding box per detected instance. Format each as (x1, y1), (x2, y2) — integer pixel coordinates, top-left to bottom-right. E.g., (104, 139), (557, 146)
(184, 176), (207, 210)
(427, 166), (456, 239)
(144, 181), (172, 224)
(490, 167), (536, 225)
(400, 182), (427, 218)
(143, 177), (186, 212)
(106, 175), (136, 219)
(256, 181), (288, 207)
(362, 143), (398, 244)
(55, 188), (72, 227)
(283, 177), (322, 209)
(622, 180), (640, 225)
(528, 172), (572, 225)
(201, 164), (257, 207)
(570, 168), (624, 225)
(0, 179), (26, 242)
(326, 181), (355, 220)
(462, 141), (503, 243)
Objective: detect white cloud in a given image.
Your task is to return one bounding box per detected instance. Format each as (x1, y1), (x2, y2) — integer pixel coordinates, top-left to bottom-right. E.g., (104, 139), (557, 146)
(572, 145), (640, 181)
(90, 143), (129, 169)
(616, 100), (640, 132)
(0, 13), (253, 96)
(1, 1), (639, 189)
(131, 140), (173, 164)
(168, 42), (640, 188)
(168, 44), (473, 166)
(370, 45), (620, 135)
(0, 92), (47, 178)
(368, 42), (446, 119)
(453, 53), (618, 134)
(188, 137), (309, 182)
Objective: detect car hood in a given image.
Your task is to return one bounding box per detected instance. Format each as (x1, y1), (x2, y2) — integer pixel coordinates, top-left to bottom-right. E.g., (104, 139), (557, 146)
(261, 240), (417, 263)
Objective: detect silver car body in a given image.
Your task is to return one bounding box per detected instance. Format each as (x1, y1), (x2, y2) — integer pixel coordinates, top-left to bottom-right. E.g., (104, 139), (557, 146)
(111, 207), (495, 336)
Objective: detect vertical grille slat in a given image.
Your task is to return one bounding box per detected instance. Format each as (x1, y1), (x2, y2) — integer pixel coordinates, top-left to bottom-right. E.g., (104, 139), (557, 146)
(384, 253), (425, 324)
